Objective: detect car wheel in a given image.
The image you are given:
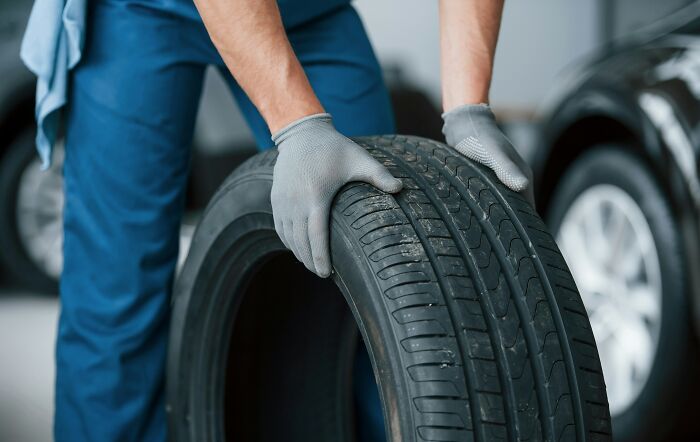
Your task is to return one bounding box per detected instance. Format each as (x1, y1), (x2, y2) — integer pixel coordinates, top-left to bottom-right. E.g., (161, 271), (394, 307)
(167, 135), (611, 441)
(546, 145), (699, 441)
(0, 129), (203, 292)
(0, 129), (63, 293)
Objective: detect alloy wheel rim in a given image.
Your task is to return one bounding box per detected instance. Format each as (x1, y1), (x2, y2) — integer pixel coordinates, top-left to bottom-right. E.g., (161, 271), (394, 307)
(15, 142), (197, 283)
(556, 184), (662, 417)
(16, 142), (65, 280)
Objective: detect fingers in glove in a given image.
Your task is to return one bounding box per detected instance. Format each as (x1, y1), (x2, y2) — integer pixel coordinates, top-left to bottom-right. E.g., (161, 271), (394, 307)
(496, 165), (529, 192)
(308, 206), (331, 278)
(292, 217), (316, 274)
(490, 150), (535, 207)
(273, 209), (288, 248)
(489, 150), (530, 193)
(283, 218), (295, 254)
(351, 159), (403, 194)
(271, 185), (290, 248)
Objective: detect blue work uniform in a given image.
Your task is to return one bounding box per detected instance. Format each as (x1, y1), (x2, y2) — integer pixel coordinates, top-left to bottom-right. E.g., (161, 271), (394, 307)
(23, 0), (394, 440)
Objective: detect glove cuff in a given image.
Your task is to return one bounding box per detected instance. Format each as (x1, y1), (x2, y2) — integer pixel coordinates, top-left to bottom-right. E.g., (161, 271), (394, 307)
(441, 103), (494, 147)
(272, 113), (333, 146)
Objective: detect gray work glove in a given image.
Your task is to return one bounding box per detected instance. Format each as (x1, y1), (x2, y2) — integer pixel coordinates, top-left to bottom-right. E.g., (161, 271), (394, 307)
(271, 113), (403, 277)
(443, 104), (535, 207)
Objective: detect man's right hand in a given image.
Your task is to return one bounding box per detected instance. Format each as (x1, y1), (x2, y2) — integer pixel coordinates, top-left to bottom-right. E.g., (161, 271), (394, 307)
(271, 114), (403, 277)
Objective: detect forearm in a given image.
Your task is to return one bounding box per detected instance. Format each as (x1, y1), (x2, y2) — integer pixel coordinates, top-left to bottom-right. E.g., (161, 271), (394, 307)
(439, 0), (505, 112)
(193, 0), (323, 133)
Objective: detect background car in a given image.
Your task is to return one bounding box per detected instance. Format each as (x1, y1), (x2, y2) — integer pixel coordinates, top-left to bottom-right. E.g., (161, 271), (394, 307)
(532, 3), (700, 440)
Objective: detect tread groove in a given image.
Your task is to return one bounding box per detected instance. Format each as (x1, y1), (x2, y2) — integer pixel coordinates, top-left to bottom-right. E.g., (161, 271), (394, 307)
(462, 148), (587, 441)
(376, 143), (520, 441)
(388, 173), (485, 441)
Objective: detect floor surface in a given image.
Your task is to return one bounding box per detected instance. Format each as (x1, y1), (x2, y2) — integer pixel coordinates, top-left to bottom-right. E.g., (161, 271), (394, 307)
(0, 289), (58, 442)
(0, 224), (195, 441)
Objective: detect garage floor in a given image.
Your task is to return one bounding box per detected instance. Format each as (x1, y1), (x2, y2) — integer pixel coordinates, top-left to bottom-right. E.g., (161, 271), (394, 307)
(0, 288), (57, 442)
(0, 223), (195, 441)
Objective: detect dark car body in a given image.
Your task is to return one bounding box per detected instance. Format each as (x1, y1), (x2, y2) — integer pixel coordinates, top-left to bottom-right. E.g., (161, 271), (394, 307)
(534, 6), (700, 335)
(0, 1), (35, 156)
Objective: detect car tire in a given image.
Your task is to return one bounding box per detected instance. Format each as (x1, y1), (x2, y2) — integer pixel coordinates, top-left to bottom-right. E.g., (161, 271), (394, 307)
(546, 145), (700, 441)
(0, 129), (60, 293)
(167, 135), (611, 441)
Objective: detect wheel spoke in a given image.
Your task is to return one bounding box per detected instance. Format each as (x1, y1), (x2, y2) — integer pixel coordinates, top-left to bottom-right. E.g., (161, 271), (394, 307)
(554, 183), (662, 416)
(585, 202), (610, 262)
(625, 284), (660, 321)
(559, 222), (603, 291)
(619, 245), (643, 279)
(605, 338), (635, 412)
(14, 145), (66, 280)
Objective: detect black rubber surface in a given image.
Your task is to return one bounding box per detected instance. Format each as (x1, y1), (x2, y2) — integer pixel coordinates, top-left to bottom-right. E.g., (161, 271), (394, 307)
(167, 135), (611, 441)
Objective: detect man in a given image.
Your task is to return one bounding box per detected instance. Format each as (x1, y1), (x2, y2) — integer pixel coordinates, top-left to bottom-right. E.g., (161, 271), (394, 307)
(22, 0), (533, 440)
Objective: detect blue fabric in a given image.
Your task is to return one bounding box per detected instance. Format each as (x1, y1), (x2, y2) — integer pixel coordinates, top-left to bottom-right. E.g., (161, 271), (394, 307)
(20, 0), (351, 169)
(354, 341), (388, 442)
(57, 1), (393, 440)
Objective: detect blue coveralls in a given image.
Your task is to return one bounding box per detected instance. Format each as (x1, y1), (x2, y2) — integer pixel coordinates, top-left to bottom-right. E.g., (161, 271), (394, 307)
(56, 0), (394, 440)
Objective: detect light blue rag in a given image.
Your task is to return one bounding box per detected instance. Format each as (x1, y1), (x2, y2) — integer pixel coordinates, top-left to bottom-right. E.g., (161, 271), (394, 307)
(20, 0), (86, 169)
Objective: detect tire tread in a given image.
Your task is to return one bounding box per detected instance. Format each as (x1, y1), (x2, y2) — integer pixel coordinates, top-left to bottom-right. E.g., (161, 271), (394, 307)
(331, 135), (612, 441)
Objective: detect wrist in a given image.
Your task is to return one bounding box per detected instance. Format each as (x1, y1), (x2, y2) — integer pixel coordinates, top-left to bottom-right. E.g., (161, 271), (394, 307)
(442, 103), (491, 118)
(441, 74), (492, 112)
(265, 101), (326, 135)
(256, 53), (325, 133)
(442, 103), (495, 127)
(442, 90), (490, 114)
(272, 113), (334, 146)
(442, 103), (496, 147)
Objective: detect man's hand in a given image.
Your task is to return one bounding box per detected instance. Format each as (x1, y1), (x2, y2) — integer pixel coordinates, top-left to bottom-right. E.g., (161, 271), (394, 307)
(437, 1), (534, 204)
(271, 114), (403, 277)
(443, 104), (535, 206)
(194, 0), (402, 276)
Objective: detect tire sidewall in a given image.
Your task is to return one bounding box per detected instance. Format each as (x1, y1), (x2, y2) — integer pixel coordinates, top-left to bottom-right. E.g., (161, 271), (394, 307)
(167, 163), (416, 441)
(168, 172), (278, 440)
(545, 145), (689, 441)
